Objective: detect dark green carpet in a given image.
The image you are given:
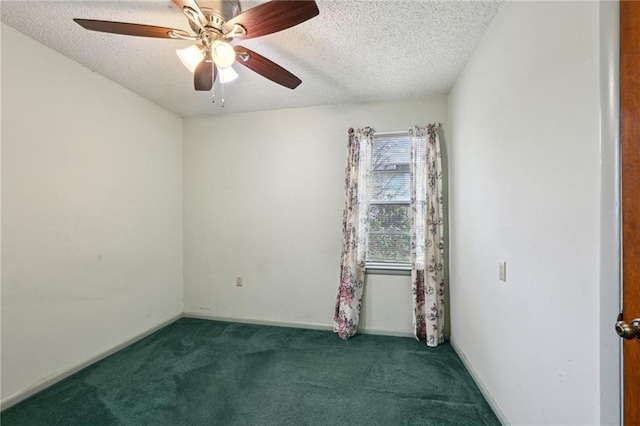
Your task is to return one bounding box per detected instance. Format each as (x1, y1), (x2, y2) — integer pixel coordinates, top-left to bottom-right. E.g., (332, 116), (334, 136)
(1, 318), (500, 425)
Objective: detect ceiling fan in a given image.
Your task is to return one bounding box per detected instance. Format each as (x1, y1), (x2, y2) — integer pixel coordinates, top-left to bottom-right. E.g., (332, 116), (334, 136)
(74, 0), (319, 95)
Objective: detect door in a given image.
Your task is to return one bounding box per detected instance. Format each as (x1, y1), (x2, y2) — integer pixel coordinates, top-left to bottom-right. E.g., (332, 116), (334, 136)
(620, 1), (640, 425)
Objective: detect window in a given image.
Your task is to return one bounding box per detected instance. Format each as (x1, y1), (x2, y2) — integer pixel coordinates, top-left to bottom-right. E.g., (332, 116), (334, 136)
(366, 132), (411, 269)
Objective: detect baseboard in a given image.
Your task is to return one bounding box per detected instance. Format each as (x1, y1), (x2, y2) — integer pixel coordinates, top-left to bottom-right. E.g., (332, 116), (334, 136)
(449, 339), (510, 426)
(358, 327), (414, 338)
(0, 313), (183, 411)
(183, 312), (333, 332)
(183, 312), (415, 339)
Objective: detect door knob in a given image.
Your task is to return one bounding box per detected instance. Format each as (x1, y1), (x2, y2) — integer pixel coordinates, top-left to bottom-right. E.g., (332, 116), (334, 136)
(615, 318), (640, 340)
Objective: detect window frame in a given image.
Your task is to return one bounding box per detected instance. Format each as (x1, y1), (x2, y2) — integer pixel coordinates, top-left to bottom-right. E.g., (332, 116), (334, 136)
(365, 131), (412, 274)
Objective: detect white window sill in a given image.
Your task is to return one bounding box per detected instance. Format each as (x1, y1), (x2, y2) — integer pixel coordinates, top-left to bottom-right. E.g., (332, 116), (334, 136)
(365, 262), (411, 276)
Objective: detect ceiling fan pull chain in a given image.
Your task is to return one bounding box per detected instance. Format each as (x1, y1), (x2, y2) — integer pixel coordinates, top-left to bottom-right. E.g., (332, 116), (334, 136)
(221, 82), (225, 107)
(211, 86), (215, 104)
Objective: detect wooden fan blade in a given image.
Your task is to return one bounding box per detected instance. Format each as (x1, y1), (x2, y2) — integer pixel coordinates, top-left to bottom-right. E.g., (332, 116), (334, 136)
(73, 19), (185, 39)
(194, 58), (213, 91)
(171, 0), (207, 27)
(234, 46), (302, 89)
(224, 1), (319, 40)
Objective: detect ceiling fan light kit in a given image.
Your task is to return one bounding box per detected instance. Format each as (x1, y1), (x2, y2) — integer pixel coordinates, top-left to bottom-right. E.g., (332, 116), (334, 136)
(211, 40), (236, 68)
(176, 45), (204, 72)
(73, 0), (319, 106)
(219, 67), (239, 83)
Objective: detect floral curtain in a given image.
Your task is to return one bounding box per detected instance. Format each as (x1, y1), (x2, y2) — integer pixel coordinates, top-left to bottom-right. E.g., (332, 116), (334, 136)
(333, 127), (374, 340)
(410, 124), (445, 347)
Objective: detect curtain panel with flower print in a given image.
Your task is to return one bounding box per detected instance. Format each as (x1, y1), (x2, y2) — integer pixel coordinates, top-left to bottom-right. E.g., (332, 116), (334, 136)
(410, 124), (445, 347)
(333, 127), (374, 340)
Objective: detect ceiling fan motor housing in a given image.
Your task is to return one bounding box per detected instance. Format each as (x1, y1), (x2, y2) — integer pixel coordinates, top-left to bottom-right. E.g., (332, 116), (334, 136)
(190, 0), (241, 33)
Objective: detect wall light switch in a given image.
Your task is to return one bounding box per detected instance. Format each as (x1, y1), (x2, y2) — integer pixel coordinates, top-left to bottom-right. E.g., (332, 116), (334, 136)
(499, 261), (507, 282)
(235, 276), (243, 286)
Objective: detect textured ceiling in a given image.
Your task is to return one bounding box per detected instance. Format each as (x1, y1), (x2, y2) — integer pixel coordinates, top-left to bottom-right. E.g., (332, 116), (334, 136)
(1, 0), (503, 117)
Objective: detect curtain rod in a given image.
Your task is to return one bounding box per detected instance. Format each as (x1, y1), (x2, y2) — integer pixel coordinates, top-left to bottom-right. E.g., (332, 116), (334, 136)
(373, 131), (408, 137)
(374, 124), (442, 137)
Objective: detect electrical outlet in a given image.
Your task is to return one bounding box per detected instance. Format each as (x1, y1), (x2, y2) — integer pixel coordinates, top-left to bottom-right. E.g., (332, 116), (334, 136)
(499, 261), (507, 282)
(235, 276), (243, 287)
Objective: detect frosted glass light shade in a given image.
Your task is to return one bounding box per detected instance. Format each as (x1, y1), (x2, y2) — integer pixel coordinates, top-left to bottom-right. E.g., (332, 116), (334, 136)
(211, 41), (236, 68)
(176, 45), (204, 73)
(219, 67), (239, 83)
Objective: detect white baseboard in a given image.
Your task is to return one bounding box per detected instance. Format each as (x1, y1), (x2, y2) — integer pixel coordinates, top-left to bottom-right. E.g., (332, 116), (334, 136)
(183, 312), (414, 338)
(0, 313), (183, 411)
(449, 338), (510, 426)
(358, 327), (414, 338)
(183, 312), (334, 332)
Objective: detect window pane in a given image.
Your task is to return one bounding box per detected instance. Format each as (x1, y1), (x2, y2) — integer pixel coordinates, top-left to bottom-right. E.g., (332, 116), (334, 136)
(367, 203), (411, 264)
(372, 138), (410, 171)
(367, 233), (411, 264)
(370, 171), (410, 202)
(367, 134), (412, 265)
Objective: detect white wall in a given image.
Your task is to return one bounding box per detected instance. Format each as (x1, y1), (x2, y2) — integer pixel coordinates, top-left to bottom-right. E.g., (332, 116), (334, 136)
(448, 2), (617, 425)
(597, 2), (621, 423)
(183, 98), (447, 335)
(0, 18), (4, 405)
(1, 24), (184, 403)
